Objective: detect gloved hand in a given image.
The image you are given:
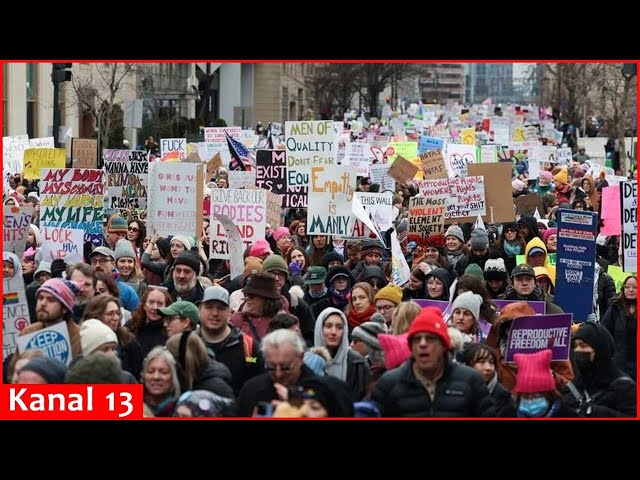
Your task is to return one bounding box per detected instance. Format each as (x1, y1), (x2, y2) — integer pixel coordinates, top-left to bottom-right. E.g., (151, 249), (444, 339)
(289, 260), (303, 276)
(50, 259), (67, 278)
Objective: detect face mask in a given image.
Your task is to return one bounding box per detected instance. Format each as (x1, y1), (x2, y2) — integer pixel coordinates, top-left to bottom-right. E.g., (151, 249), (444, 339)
(518, 396), (549, 417)
(573, 351), (593, 371)
(309, 288), (327, 299)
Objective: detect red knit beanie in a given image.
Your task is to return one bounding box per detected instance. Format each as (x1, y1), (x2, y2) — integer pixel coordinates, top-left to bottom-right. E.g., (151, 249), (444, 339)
(407, 307), (451, 350)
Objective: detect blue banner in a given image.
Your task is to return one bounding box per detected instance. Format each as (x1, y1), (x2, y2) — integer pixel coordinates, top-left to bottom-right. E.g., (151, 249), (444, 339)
(418, 136), (444, 154)
(554, 209), (598, 322)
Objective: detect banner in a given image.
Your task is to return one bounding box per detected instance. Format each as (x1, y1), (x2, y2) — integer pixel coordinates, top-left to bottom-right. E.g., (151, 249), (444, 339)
(39, 168), (104, 246)
(3, 206), (33, 258)
(554, 209), (598, 322)
(620, 181), (637, 273)
(209, 189), (266, 259)
(505, 314), (573, 362)
(307, 165), (356, 236)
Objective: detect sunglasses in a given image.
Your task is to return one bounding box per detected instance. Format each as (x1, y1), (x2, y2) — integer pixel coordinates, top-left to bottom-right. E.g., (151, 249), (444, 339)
(505, 228), (517, 233)
(128, 227), (139, 232)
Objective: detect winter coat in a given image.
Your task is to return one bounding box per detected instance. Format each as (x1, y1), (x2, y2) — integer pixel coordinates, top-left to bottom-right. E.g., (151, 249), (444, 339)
(601, 302), (637, 380)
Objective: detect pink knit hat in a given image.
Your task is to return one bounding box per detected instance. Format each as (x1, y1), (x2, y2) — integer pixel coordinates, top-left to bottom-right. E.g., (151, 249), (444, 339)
(273, 227), (291, 242)
(513, 349), (556, 393)
(542, 228), (557, 244)
(37, 278), (82, 312)
(540, 171), (553, 181)
(378, 333), (411, 370)
(250, 239), (272, 257)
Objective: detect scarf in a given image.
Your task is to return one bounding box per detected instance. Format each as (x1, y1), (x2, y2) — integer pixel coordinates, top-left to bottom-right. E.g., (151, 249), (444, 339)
(503, 241), (521, 257)
(329, 287), (350, 309)
(347, 304), (376, 329)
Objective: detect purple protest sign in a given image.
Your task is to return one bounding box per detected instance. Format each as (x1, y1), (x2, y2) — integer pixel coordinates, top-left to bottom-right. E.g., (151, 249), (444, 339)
(493, 299), (546, 315)
(505, 314), (573, 363)
(414, 299), (450, 312)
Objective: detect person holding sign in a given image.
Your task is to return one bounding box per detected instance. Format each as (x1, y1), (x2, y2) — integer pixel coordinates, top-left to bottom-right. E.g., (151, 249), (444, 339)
(485, 302), (574, 392)
(562, 322), (636, 417)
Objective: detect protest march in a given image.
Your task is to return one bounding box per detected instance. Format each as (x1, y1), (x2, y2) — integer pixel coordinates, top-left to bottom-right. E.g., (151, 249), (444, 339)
(2, 98), (637, 419)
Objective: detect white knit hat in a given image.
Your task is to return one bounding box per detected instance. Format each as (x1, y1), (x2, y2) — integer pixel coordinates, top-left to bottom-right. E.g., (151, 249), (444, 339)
(80, 319), (118, 357)
(451, 291), (483, 321)
(170, 235), (193, 251)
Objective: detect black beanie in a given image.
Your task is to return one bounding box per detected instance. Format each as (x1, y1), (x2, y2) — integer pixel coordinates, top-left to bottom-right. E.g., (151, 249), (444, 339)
(299, 376), (355, 417)
(156, 238), (171, 258)
(322, 251), (344, 270)
(174, 250), (201, 275)
(573, 321), (615, 361)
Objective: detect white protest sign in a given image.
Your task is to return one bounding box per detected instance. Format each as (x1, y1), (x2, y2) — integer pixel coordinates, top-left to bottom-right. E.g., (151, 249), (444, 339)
(160, 138), (187, 162)
(369, 164), (396, 191)
(3, 206), (33, 258)
(213, 214), (244, 279)
(40, 226), (85, 265)
(17, 322), (72, 366)
(3, 134), (30, 179)
(480, 145), (497, 163)
(228, 170), (257, 189)
(3, 264), (30, 360)
(351, 192), (383, 244)
(29, 137), (55, 148)
(445, 144), (477, 178)
(390, 231), (410, 286)
(556, 147), (572, 166)
(349, 192), (393, 238)
(621, 180), (637, 273)
(307, 164), (356, 236)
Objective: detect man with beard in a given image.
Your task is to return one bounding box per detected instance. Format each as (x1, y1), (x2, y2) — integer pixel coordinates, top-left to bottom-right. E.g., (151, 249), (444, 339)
(162, 250), (204, 303)
(89, 246), (139, 311)
(197, 286), (264, 395)
(17, 278), (84, 361)
(66, 263), (97, 323)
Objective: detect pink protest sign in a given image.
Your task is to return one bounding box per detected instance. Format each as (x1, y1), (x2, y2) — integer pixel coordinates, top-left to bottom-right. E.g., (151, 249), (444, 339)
(600, 186), (621, 236)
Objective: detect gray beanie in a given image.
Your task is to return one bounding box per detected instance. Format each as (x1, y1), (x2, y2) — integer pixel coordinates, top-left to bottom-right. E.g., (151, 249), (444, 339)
(451, 291), (483, 321)
(351, 321), (388, 351)
(114, 239), (137, 260)
(470, 228), (489, 249)
(445, 225), (465, 244)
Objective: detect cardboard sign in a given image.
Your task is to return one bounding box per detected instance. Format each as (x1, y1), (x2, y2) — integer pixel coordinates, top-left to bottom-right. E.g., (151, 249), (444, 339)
(213, 214), (244, 279)
(505, 314), (573, 363)
(266, 191), (283, 228)
(17, 322), (73, 366)
(387, 155), (419, 184)
(419, 149), (447, 179)
(514, 193), (546, 216)
(23, 148), (66, 179)
(445, 162), (514, 224)
(72, 138), (98, 168)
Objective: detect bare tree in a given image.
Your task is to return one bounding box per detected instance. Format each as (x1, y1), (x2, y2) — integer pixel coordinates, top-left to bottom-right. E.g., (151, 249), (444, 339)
(307, 64), (360, 119)
(358, 64), (417, 118)
(70, 63), (136, 150)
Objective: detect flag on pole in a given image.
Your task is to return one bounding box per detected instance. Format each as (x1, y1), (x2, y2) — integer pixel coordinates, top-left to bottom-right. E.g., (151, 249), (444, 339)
(225, 131), (254, 171)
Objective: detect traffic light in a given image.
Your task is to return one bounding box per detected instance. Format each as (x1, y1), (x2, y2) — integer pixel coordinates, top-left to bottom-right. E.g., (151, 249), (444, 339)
(52, 63), (72, 83)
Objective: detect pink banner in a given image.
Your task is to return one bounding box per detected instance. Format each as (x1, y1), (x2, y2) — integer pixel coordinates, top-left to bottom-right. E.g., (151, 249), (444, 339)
(600, 186), (621, 235)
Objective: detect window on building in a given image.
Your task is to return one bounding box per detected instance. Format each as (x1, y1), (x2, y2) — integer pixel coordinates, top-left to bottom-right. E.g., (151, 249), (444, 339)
(26, 64), (37, 138)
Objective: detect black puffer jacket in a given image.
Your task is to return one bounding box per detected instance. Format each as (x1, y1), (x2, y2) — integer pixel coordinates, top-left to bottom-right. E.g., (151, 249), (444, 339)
(371, 357), (496, 417)
(193, 360), (235, 400)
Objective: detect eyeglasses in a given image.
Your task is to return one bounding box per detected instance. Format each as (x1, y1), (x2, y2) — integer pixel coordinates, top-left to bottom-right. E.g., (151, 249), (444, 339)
(264, 362), (297, 372)
(505, 228), (517, 233)
(128, 227), (139, 232)
(376, 304), (394, 312)
(90, 257), (112, 265)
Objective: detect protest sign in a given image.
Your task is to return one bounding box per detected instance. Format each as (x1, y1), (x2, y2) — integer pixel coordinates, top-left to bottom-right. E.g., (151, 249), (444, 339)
(554, 209), (598, 321)
(40, 226), (85, 265)
(505, 314), (573, 362)
(419, 149), (447, 179)
(3, 266), (30, 360)
(387, 155), (419, 184)
(3, 206), (33, 258)
(72, 138), (98, 168)
(620, 181), (637, 272)
(104, 149), (148, 212)
(146, 162), (203, 238)
(160, 138), (187, 162)
(23, 148), (66, 179)
(307, 165), (356, 236)
(39, 168), (104, 246)
(17, 322), (73, 366)
(209, 189), (266, 260)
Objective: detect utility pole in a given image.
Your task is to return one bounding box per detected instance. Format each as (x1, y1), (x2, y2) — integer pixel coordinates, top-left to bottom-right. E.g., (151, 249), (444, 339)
(51, 63), (72, 148)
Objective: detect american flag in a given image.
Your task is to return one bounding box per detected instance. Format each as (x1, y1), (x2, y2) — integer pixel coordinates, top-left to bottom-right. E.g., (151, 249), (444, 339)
(225, 131), (254, 171)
